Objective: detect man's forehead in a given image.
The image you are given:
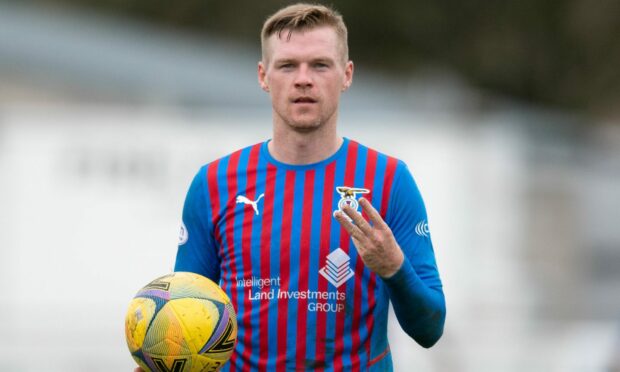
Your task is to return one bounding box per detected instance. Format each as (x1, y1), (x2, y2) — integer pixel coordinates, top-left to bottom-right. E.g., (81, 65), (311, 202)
(267, 27), (340, 54)
(269, 26), (338, 44)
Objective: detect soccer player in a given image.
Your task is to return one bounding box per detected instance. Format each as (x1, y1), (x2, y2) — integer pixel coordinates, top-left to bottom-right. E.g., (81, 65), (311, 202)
(137, 3), (445, 371)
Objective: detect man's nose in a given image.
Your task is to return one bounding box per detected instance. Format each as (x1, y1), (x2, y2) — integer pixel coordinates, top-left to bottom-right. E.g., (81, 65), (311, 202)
(294, 65), (313, 89)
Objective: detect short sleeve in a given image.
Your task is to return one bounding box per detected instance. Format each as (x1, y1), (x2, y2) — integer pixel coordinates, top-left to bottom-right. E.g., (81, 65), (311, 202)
(385, 161), (442, 290)
(174, 166), (221, 282)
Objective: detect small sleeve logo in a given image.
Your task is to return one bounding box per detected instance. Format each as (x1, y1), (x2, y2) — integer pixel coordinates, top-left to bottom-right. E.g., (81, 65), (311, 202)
(178, 222), (188, 246)
(415, 220), (430, 238)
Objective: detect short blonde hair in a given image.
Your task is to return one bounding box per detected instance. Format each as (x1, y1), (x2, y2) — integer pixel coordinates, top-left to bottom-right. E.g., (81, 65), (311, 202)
(261, 3), (349, 63)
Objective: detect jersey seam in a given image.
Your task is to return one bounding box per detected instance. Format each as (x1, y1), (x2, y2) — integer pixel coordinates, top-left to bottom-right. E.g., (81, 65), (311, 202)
(198, 164), (217, 247)
(385, 160), (405, 226)
(385, 160), (424, 260)
(368, 345), (391, 367)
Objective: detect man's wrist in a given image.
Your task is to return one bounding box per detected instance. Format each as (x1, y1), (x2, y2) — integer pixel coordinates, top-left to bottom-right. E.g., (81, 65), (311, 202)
(379, 252), (405, 279)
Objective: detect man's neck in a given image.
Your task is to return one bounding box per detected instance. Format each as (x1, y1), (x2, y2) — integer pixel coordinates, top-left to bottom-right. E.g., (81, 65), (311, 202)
(268, 126), (343, 166)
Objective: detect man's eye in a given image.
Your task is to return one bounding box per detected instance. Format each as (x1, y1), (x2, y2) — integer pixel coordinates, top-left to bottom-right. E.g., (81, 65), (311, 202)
(279, 64), (294, 69)
(314, 63), (328, 68)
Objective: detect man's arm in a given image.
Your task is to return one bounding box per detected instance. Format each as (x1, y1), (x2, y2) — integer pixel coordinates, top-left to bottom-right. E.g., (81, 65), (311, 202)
(174, 166), (221, 281)
(335, 164), (446, 348)
(382, 256), (445, 347)
(132, 168), (221, 371)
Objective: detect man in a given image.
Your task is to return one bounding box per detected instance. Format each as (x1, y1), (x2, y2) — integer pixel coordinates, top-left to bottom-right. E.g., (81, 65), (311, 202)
(138, 3), (445, 371)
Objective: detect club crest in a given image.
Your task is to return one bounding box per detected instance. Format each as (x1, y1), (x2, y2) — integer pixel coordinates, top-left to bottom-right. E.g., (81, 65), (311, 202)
(333, 186), (370, 219)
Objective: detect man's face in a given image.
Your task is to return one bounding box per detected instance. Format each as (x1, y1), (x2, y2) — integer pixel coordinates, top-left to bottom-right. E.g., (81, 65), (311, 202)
(258, 26), (353, 132)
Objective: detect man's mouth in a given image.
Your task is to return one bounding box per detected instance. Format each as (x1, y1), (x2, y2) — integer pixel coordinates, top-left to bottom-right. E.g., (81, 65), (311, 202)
(293, 97), (317, 103)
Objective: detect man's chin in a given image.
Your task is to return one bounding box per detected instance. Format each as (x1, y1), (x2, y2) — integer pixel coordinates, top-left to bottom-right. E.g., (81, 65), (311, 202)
(287, 119), (322, 133)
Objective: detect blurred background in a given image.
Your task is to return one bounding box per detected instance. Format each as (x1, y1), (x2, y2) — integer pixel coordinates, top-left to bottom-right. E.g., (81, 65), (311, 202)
(1, 0), (619, 371)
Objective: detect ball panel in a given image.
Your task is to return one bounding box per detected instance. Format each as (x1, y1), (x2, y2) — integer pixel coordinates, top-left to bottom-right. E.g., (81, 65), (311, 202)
(143, 354), (189, 372)
(169, 272), (230, 303)
(130, 350), (153, 372)
(135, 288), (171, 301)
(125, 297), (157, 353)
(143, 302), (191, 357)
(167, 297), (221, 355)
(198, 302), (236, 362)
(191, 353), (227, 371)
(140, 353), (224, 372)
(225, 302), (237, 325)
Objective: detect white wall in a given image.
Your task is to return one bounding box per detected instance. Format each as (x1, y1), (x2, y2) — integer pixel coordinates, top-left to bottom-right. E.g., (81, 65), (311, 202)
(0, 104), (617, 371)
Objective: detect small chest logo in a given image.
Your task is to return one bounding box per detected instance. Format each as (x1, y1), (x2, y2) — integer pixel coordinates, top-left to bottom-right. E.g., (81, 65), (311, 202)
(333, 186), (370, 219)
(319, 248), (355, 288)
(236, 193), (264, 216)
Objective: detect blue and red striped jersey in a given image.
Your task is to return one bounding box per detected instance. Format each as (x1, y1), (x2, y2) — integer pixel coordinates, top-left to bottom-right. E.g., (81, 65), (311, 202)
(175, 137), (445, 371)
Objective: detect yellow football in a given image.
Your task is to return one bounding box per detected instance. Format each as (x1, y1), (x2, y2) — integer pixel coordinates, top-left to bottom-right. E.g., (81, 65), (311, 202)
(125, 272), (237, 372)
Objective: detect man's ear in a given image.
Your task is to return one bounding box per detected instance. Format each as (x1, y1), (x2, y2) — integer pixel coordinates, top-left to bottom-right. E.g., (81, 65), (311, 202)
(258, 62), (269, 92)
(342, 60), (354, 91)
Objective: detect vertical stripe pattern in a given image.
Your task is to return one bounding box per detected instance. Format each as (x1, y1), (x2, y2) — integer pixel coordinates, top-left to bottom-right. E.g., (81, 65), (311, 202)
(276, 170), (295, 371)
(334, 140), (358, 371)
(314, 161), (336, 371)
(239, 144), (261, 367)
(295, 170), (315, 369)
(202, 140), (402, 371)
(258, 163), (276, 370)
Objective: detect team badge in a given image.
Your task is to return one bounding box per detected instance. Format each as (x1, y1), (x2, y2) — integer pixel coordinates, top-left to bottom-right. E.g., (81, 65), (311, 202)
(333, 186), (370, 219)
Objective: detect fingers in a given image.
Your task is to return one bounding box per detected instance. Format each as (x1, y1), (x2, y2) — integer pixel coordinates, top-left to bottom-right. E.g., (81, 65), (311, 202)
(334, 210), (362, 240)
(335, 198), (387, 246)
(359, 198), (387, 229)
(340, 203), (374, 236)
(335, 212), (367, 255)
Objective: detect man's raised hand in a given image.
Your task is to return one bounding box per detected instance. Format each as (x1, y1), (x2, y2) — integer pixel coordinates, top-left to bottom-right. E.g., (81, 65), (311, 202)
(334, 198), (404, 278)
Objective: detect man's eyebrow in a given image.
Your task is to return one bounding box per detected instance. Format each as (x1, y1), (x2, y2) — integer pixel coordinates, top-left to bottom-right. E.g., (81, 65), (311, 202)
(273, 58), (297, 64)
(311, 57), (335, 64)
(273, 56), (336, 64)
